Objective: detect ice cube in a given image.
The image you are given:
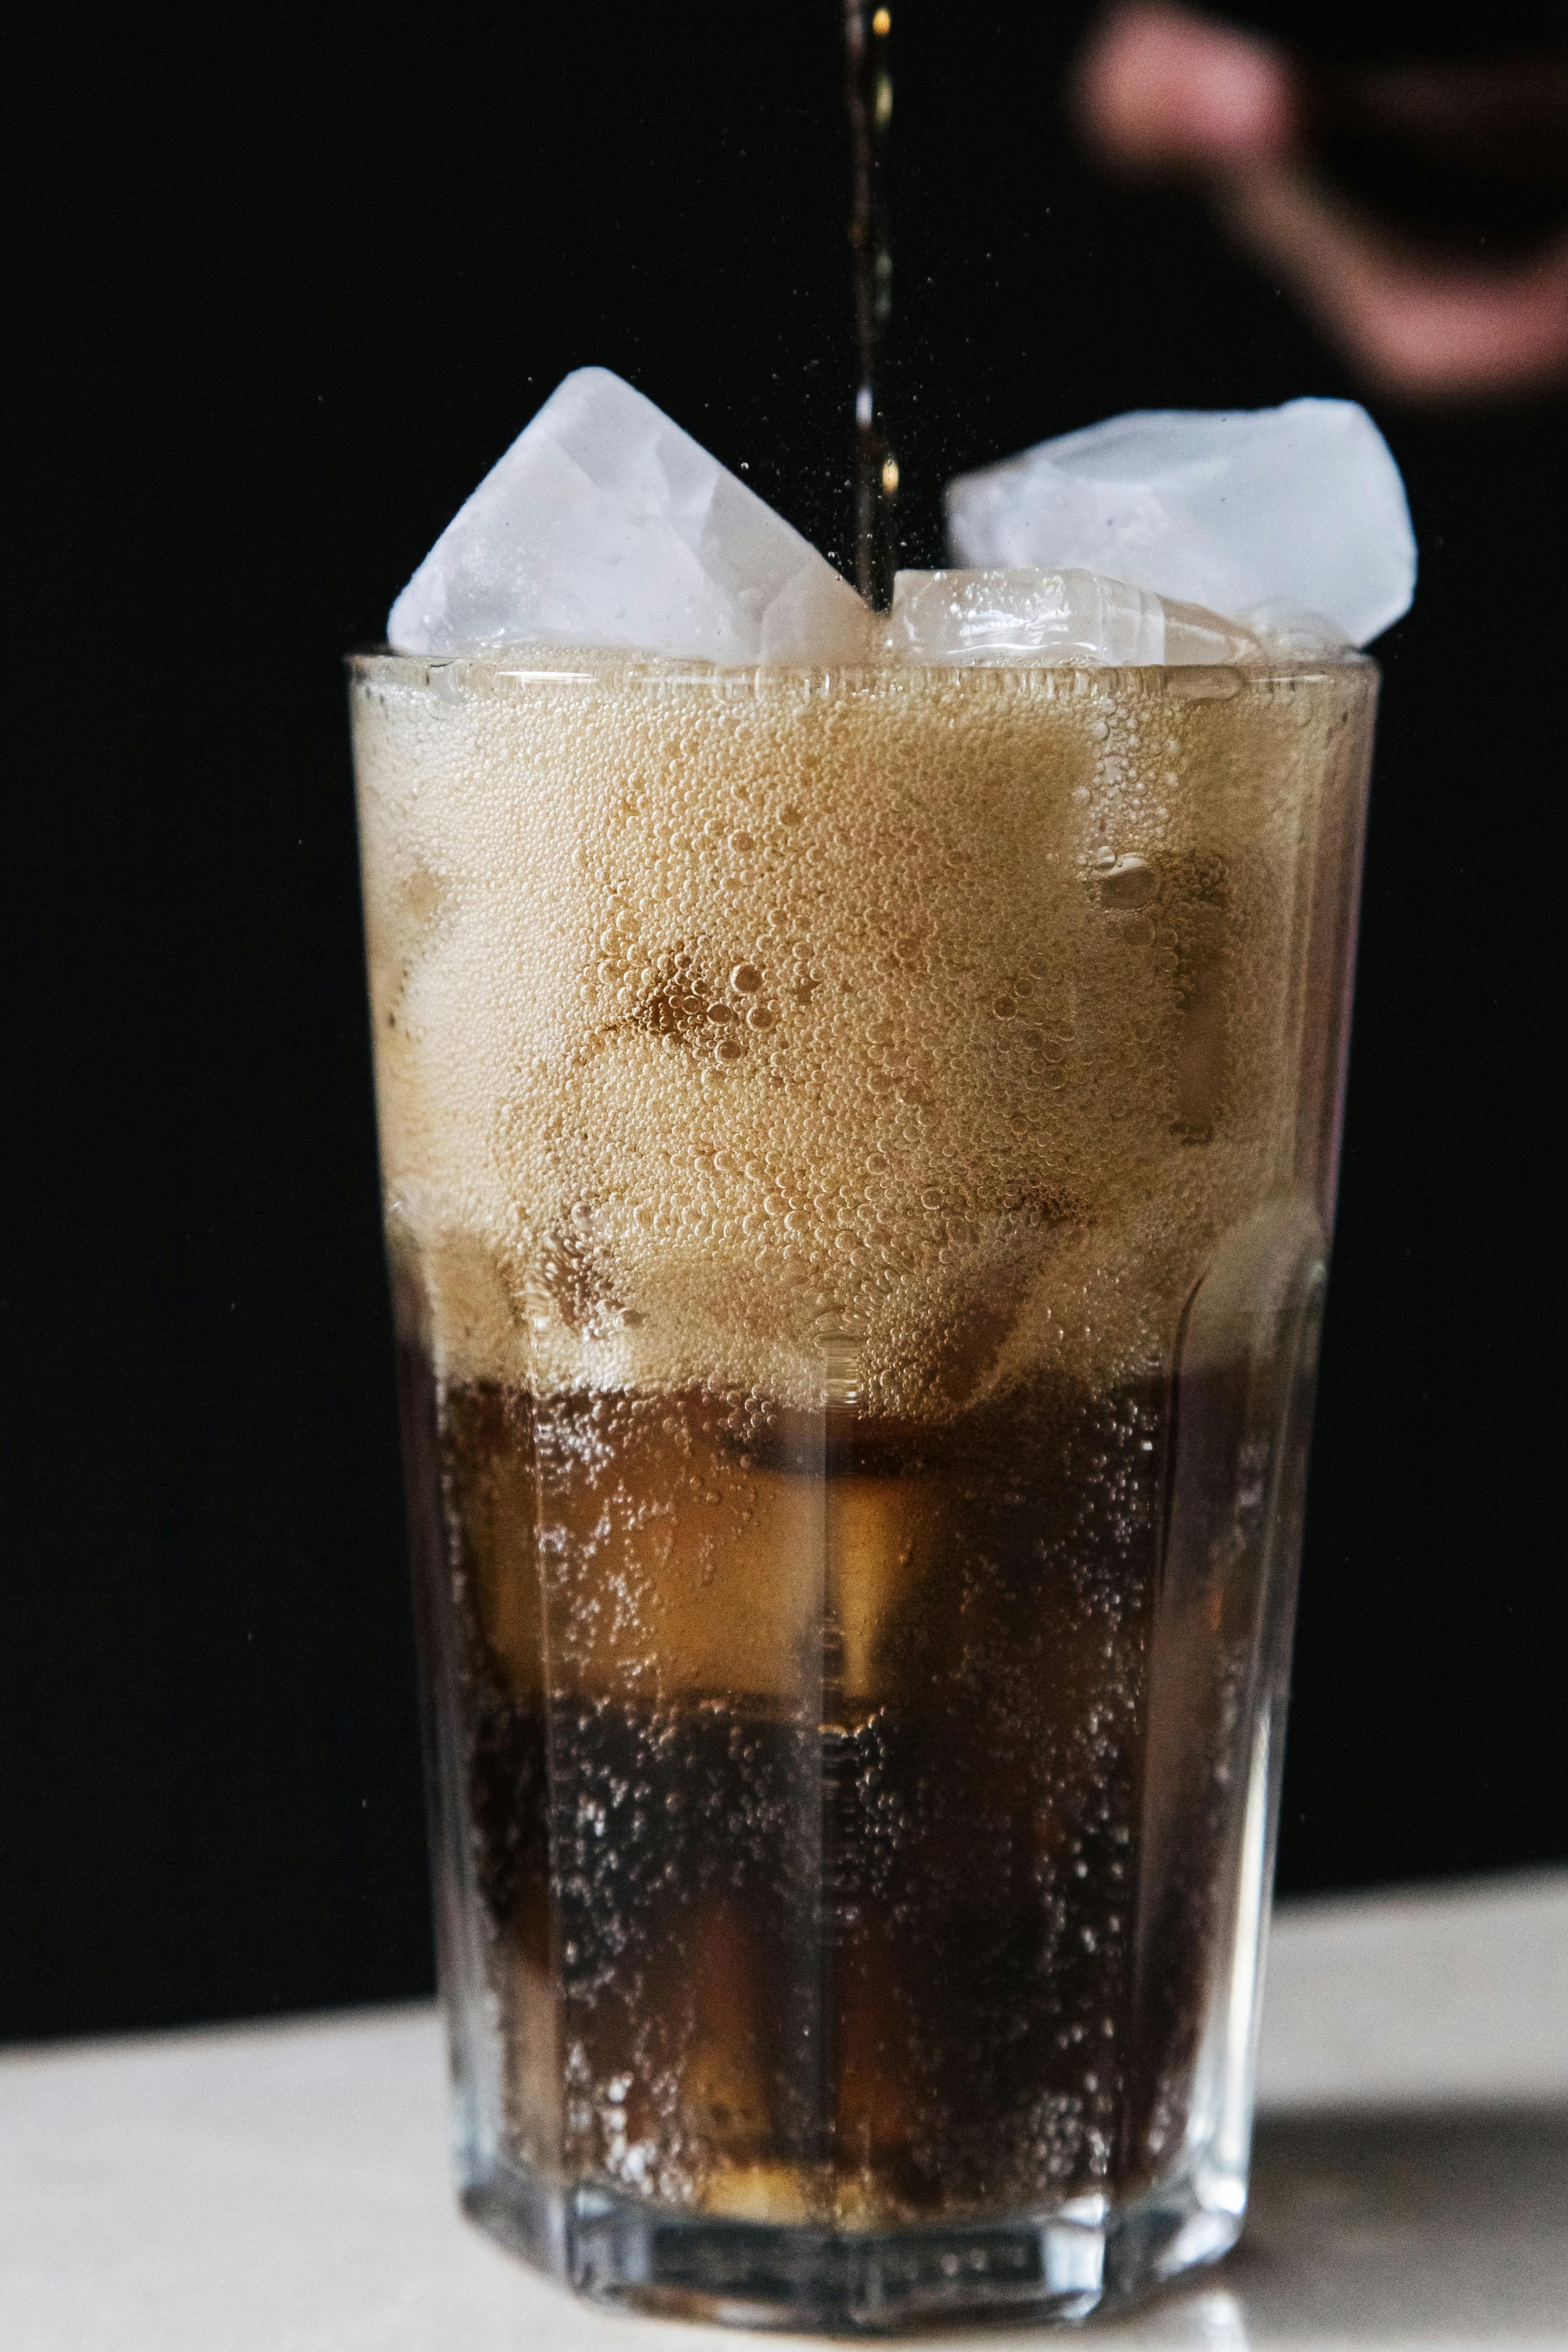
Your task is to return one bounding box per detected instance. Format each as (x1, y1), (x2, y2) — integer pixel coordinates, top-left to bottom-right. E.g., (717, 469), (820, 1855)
(388, 368), (871, 666)
(946, 400), (1414, 648)
(878, 569), (1262, 666)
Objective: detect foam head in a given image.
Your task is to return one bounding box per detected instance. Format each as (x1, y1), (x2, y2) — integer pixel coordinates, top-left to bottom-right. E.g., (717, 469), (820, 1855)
(352, 646), (1376, 1421)
(388, 368), (871, 667)
(945, 399), (1415, 647)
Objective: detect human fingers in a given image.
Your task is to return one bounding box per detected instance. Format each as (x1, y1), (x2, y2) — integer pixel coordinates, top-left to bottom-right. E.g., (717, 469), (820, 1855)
(1224, 162), (1568, 397)
(1071, 0), (1299, 172)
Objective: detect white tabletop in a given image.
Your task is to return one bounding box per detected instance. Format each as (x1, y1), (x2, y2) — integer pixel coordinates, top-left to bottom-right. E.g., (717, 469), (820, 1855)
(3, 1871), (1564, 2351)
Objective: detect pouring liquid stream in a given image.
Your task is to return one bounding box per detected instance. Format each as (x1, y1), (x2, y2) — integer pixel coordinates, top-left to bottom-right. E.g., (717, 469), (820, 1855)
(845, 4), (897, 609)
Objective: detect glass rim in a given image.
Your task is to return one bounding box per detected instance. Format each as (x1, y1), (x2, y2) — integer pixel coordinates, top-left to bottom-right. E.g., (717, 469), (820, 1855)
(346, 641), (1376, 694)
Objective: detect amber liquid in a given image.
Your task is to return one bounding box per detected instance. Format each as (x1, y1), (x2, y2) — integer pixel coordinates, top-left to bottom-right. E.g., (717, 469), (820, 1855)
(399, 1329), (1250, 2229)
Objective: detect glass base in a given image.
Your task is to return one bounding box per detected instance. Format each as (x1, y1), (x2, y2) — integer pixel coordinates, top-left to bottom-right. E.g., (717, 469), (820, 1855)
(461, 2154), (1244, 2331)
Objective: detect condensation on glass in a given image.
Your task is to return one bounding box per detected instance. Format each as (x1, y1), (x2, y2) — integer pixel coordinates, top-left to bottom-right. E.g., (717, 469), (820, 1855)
(349, 646), (1374, 2328)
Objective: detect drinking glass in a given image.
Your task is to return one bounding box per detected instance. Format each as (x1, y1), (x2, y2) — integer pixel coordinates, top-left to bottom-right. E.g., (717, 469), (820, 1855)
(349, 641), (1374, 2327)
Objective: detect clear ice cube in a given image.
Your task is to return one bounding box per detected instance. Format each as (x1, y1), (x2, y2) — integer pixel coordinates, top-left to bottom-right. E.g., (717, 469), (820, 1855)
(388, 368), (871, 666)
(878, 568), (1262, 666)
(945, 399), (1415, 648)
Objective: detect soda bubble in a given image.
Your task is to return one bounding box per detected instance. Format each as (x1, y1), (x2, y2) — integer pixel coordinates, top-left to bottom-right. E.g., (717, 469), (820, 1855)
(1098, 857), (1155, 908)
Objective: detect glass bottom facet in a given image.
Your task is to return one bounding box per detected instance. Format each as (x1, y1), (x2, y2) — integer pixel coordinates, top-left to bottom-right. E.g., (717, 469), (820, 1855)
(460, 2151), (1245, 2331)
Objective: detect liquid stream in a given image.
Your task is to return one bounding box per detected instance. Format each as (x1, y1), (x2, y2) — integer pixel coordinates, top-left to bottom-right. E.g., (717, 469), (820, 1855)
(846, 3), (896, 607)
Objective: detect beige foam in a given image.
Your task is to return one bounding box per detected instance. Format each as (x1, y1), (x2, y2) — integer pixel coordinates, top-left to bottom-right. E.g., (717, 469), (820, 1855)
(351, 647), (1374, 1418)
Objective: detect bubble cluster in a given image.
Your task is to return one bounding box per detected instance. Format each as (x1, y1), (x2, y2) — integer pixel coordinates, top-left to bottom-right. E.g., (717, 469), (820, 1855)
(352, 646), (1374, 1418)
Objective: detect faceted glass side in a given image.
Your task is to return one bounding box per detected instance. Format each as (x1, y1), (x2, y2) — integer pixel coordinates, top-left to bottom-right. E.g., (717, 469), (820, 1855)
(353, 651), (1375, 2328)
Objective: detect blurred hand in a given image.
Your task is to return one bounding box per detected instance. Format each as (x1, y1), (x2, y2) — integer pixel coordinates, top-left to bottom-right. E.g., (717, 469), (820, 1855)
(1071, 0), (1568, 398)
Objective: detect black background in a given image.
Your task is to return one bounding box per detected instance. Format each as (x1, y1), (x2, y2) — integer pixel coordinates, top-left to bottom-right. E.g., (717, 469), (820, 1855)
(5, 0), (1563, 2044)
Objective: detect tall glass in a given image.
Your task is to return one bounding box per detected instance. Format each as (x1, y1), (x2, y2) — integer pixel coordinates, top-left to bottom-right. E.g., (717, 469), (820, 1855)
(349, 643), (1374, 2328)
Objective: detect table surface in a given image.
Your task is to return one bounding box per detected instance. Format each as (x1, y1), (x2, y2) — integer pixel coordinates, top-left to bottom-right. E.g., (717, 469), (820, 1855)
(4, 1871), (1565, 2352)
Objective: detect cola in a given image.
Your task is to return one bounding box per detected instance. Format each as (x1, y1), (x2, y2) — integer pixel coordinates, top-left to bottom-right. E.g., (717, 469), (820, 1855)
(352, 643), (1373, 2321)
